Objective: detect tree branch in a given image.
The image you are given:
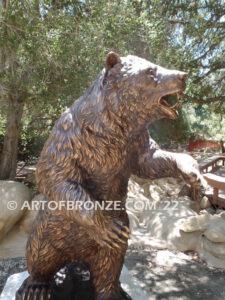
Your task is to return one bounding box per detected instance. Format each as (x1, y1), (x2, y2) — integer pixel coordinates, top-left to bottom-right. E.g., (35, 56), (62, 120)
(184, 94), (225, 104)
(216, 75), (225, 85)
(191, 35), (225, 63)
(193, 65), (225, 83)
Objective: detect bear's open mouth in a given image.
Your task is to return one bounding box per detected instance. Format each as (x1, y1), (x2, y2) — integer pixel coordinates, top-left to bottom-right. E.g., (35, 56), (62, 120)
(158, 92), (184, 119)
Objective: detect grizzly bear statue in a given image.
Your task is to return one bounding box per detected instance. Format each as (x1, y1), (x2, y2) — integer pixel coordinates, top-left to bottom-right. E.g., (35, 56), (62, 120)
(16, 52), (205, 300)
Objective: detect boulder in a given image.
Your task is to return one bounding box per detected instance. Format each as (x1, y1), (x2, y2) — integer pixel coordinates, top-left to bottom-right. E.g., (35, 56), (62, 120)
(202, 237), (225, 259)
(127, 173), (225, 269)
(19, 194), (43, 234)
(149, 185), (162, 201)
(196, 239), (225, 269)
(170, 230), (201, 252)
(127, 210), (139, 232)
(203, 218), (225, 243)
(0, 181), (31, 241)
(200, 196), (211, 209)
(129, 199), (198, 250)
(216, 210), (225, 218)
(178, 214), (211, 232)
(0, 227), (27, 259)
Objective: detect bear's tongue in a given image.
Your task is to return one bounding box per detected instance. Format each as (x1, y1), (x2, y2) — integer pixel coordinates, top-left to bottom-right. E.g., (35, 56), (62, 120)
(160, 92), (183, 111)
(161, 98), (180, 110)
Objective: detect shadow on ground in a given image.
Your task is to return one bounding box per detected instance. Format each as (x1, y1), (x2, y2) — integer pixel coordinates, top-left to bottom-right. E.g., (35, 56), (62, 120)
(125, 248), (225, 300)
(1, 249), (225, 300)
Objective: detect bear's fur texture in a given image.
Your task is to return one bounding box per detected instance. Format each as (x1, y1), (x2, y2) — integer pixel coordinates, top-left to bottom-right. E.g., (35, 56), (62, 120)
(16, 53), (205, 300)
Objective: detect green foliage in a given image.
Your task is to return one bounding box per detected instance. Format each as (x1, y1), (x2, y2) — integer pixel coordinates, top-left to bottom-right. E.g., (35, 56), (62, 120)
(0, 0), (224, 162)
(145, 0), (225, 143)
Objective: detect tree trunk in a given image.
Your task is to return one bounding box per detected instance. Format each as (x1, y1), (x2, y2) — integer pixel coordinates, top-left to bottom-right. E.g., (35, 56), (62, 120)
(0, 97), (24, 180)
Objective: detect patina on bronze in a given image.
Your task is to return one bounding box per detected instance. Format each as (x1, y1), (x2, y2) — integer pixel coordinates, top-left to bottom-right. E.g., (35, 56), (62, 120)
(16, 53), (205, 300)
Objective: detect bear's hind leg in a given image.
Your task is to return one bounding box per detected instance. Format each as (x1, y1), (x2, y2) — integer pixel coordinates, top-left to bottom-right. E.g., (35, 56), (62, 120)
(16, 209), (68, 300)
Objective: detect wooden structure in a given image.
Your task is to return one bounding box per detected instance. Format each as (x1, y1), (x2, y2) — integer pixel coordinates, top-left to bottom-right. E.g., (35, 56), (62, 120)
(192, 156), (225, 209)
(199, 155), (225, 173)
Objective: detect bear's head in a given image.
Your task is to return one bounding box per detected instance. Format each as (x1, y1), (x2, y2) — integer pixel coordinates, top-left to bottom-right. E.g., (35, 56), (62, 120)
(102, 52), (187, 131)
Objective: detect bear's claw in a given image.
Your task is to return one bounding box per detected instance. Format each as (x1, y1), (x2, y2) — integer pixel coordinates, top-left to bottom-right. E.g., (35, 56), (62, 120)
(15, 279), (51, 300)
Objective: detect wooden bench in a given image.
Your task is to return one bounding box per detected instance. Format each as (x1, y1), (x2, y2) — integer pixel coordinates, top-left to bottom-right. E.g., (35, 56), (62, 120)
(191, 155), (225, 208)
(203, 173), (225, 208)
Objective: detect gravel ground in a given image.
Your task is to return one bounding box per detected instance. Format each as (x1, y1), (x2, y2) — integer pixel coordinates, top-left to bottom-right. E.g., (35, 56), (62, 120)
(1, 249), (225, 299)
(0, 257), (26, 294)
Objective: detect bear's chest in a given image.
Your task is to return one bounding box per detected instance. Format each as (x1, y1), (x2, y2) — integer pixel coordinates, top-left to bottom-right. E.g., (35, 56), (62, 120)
(81, 146), (132, 200)
(80, 134), (132, 176)
(83, 167), (130, 201)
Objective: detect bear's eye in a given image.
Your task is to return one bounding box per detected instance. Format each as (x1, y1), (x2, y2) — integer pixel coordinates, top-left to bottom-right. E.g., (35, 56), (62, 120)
(146, 67), (156, 77)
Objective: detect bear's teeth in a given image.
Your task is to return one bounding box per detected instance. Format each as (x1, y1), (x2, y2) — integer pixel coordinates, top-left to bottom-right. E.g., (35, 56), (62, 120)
(172, 102), (180, 110)
(161, 98), (170, 107)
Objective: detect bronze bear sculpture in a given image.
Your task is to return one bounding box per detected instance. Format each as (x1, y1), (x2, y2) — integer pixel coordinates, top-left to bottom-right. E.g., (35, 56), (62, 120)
(16, 52), (205, 300)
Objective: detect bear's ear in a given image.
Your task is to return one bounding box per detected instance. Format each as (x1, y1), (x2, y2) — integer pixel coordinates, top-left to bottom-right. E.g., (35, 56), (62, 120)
(105, 52), (121, 71)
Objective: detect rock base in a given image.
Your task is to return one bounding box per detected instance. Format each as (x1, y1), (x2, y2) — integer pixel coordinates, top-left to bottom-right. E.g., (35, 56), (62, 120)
(0, 266), (148, 300)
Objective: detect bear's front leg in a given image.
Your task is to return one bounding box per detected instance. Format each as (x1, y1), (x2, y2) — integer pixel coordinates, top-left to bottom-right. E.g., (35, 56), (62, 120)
(131, 134), (206, 188)
(171, 152), (207, 188)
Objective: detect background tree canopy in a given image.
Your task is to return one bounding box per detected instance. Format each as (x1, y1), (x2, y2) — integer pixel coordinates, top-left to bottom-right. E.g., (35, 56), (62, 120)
(0, 0), (224, 179)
